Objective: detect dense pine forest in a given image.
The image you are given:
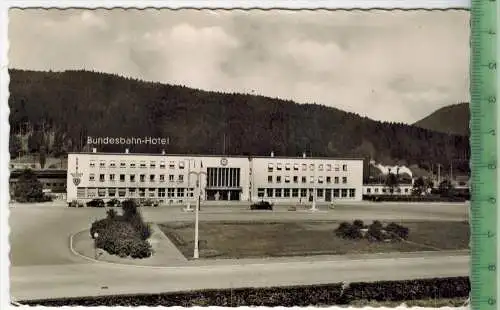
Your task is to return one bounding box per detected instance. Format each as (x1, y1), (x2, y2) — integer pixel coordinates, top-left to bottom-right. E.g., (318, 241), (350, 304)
(8, 69), (470, 173)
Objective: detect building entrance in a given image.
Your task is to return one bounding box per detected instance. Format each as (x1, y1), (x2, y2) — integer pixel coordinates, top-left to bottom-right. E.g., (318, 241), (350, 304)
(206, 189), (242, 201)
(325, 189), (332, 201)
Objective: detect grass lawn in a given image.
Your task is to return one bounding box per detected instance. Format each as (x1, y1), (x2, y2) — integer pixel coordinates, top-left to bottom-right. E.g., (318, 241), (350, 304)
(159, 220), (470, 259)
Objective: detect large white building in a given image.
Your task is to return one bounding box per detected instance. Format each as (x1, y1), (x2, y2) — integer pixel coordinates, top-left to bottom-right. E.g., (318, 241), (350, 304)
(67, 150), (364, 204)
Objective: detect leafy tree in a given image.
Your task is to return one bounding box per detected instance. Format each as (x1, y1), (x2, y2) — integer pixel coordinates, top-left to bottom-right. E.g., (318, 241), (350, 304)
(9, 134), (23, 159)
(412, 176), (425, 195)
(13, 169), (44, 202)
(385, 173), (399, 194)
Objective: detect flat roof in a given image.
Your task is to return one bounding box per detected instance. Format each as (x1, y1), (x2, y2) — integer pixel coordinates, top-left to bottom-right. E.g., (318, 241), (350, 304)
(67, 152), (365, 161)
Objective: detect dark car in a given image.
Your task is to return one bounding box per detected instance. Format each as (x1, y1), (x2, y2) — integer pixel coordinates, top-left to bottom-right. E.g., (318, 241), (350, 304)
(106, 198), (121, 207)
(250, 200), (273, 210)
(86, 199), (105, 208)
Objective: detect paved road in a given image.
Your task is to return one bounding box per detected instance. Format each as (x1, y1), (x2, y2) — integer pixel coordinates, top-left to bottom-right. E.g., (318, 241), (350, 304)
(9, 202), (470, 301)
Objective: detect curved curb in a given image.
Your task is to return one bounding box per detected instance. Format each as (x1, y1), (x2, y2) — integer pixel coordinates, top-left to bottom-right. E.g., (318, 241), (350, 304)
(69, 228), (470, 271)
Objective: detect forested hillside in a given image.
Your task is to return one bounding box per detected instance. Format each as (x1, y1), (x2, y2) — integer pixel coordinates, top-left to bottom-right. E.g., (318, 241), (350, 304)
(413, 102), (469, 136)
(8, 69), (470, 173)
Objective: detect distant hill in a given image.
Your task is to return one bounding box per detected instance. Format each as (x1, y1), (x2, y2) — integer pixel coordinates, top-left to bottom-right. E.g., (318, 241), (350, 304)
(413, 102), (469, 136)
(8, 69), (470, 175)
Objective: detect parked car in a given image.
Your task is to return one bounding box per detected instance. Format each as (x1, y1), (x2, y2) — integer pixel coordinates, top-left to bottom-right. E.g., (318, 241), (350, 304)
(86, 199), (105, 208)
(106, 198), (121, 207)
(250, 200), (273, 210)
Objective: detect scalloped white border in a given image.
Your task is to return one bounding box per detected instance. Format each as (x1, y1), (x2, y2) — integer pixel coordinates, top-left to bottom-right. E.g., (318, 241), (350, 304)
(0, 1), (471, 310)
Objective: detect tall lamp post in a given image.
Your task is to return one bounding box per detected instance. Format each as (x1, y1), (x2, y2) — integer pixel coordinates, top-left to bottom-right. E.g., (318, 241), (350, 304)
(189, 161), (206, 259)
(310, 162), (318, 212)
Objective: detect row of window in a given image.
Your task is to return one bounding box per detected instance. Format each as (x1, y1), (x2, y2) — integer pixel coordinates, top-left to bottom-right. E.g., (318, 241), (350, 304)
(268, 175), (347, 184)
(77, 187), (195, 199)
(267, 163), (348, 173)
(89, 160), (193, 170)
(366, 187), (410, 194)
(257, 187), (356, 198)
(89, 173), (186, 183)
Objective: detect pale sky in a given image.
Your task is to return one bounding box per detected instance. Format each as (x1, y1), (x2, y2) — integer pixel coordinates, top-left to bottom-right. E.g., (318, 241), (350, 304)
(8, 9), (469, 124)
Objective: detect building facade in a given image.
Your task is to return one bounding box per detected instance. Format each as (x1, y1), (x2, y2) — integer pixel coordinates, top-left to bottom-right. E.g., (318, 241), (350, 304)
(66, 150), (364, 204)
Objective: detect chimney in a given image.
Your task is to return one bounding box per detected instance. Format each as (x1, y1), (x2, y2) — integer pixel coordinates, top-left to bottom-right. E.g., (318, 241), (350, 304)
(302, 152), (306, 159)
(125, 148), (129, 154)
(270, 151), (274, 158)
(92, 148), (97, 153)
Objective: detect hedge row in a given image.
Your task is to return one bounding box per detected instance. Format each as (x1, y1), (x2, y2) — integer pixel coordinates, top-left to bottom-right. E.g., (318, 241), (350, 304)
(362, 195), (467, 202)
(21, 276), (469, 307)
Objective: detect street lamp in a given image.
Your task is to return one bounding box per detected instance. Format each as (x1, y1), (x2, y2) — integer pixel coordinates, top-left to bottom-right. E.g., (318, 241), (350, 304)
(189, 161), (207, 259)
(93, 232), (99, 259)
(310, 162), (318, 212)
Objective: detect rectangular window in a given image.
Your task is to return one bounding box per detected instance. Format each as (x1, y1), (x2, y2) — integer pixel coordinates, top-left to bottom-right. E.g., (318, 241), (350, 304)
(87, 188), (97, 198)
(179, 161), (185, 169)
(275, 188), (282, 197)
(335, 165), (340, 172)
(89, 161), (96, 168)
(158, 188), (166, 197)
(98, 188), (106, 197)
(169, 174), (174, 182)
(317, 189), (324, 197)
(284, 188), (291, 197)
(150, 161), (156, 168)
(268, 163), (274, 172)
(266, 188), (273, 198)
(148, 188), (156, 198)
(285, 163), (291, 171)
(128, 188), (136, 197)
(120, 162), (126, 168)
(349, 189), (356, 197)
(326, 164), (332, 171)
(285, 176), (290, 183)
(139, 174), (145, 182)
(326, 176), (331, 184)
(318, 164), (324, 171)
(99, 174), (105, 182)
(341, 189), (348, 197)
(309, 164), (315, 171)
(300, 188), (307, 197)
(293, 176), (298, 183)
(342, 177), (347, 184)
(118, 188), (126, 197)
(301, 176), (307, 183)
(293, 164), (299, 171)
(343, 164), (348, 171)
(318, 176), (324, 184)
(139, 188), (146, 197)
(160, 174), (165, 182)
(169, 161), (175, 169)
(120, 174), (125, 182)
(292, 188), (299, 197)
(276, 176), (282, 183)
(140, 161), (146, 169)
(334, 177), (339, 184)
(160, 161), (166, 169)
(367, 188), (372, 193)
(130, 162), (136, 168)
(77, 188), (86, 198)
(277, 163), (282, 171)
(99, 161), (106, 168)
(89, 173), (95, 181)
(167, 188), (175, 197)
(333, 189), (340, 197)
(268, 175), (273, 183)
(258, 188), (265, 198)
(150, 174), (155, 182)
(130, 174), (135, 182)
(178, 175), (184, 182)
(309, 176), (314, 183)
(375, 188), (379, 193)
(110, 161), (116, 168)
(177, 188), (185, 197)
(108, 188), (116, 197)
(302, 163), (307, 171)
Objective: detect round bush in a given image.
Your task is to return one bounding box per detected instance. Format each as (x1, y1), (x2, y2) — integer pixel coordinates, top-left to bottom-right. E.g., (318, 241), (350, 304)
(367, 222), (385, 241)
(386, 222), (410, 240)
(352, 220), (365, 229)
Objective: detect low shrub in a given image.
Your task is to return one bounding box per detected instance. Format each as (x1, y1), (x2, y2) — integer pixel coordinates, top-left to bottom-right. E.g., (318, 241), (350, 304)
(362, 195), (466, 203)
(20, 277), (470, 307)
(335, 222), (363, 240)
(250, 201), (273, 210)
(385, 222), (410, 240)
(367, 222), (385, 241)
(352, 220), (366, 229)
